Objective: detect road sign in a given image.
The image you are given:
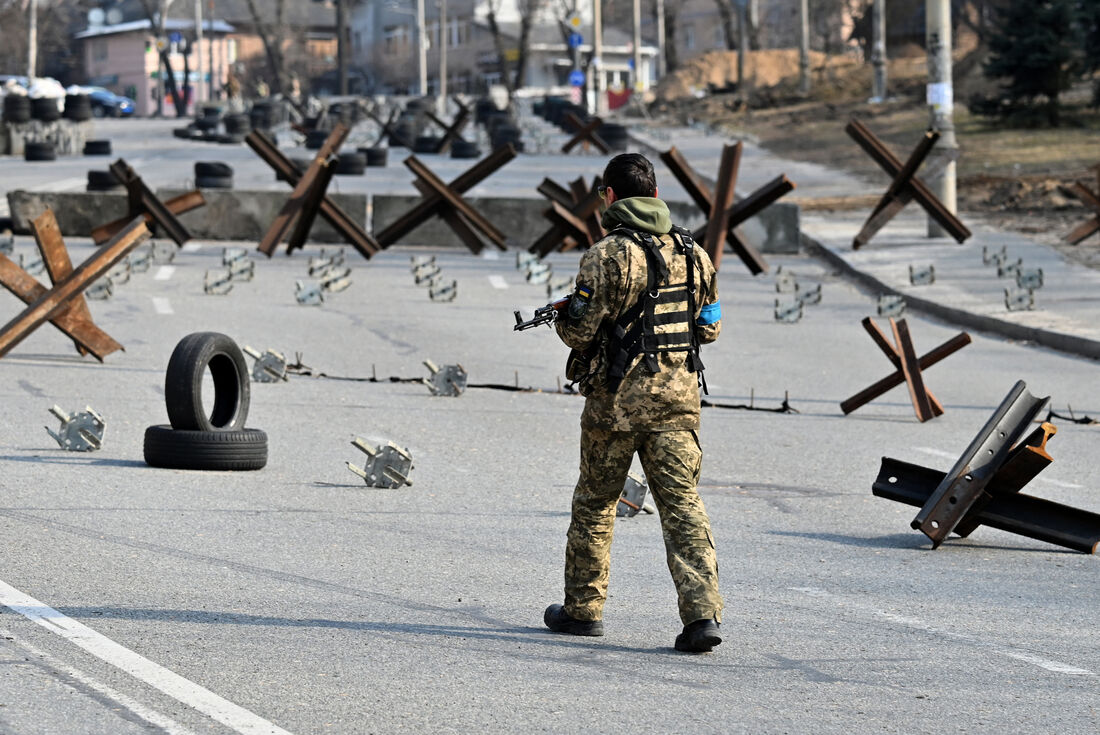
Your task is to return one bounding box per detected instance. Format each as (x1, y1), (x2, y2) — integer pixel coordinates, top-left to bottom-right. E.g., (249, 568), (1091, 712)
(568, 32), (583, 49)
(569, 69), (585, 87)
(169, 31), (182, 44)
(568, 14), (582, 28)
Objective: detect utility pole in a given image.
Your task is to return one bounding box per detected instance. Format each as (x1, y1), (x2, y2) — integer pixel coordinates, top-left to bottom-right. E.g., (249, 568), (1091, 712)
(593, 0), (605, 114)
(655, 0), (666, 80)
(870, 0), (886, 102)
(194, 0), (204, 105)
(439, 0), (448, 115)
(925, 0), (957, 238)
(798, 0), (810, 94)
(417, 0), (427, 97)
(632, 0), (642, 91)
(27, 0), (38, 83)
(156, 0), (168, 117)
(208, 0), (216, 99)
(337, 0), (348, 95)
(737, 0), (748, 90)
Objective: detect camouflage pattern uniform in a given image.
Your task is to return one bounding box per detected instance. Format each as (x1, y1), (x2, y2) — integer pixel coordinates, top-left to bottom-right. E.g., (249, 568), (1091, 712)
(555, 196), (723, 626)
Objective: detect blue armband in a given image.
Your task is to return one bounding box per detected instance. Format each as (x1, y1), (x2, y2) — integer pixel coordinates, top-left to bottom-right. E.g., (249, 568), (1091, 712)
(697, 300), (721, 325)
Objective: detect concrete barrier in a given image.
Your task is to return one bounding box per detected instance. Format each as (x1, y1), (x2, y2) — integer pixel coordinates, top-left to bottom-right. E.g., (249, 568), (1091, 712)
(7, 188), (368, 244)
(371, 195), (799, 254)
(7, 187), (798, 253)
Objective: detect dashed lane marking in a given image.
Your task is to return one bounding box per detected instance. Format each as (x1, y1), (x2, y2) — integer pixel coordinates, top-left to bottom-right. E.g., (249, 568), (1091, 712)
(152, 297), (174, 315)
(488, 275), (508, 289)
(154, 266), (176, 281)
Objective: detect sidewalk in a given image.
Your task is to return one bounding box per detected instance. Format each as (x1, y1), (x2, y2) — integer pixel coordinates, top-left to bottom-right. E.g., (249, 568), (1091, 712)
(630, 125), (1100, 361)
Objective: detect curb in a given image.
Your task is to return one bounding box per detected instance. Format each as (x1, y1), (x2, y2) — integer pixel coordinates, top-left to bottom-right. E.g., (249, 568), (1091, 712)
(801, 231), (1100, 363)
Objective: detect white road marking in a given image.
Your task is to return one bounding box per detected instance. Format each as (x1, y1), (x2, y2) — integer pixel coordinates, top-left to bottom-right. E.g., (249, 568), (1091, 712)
(0, 579), (294, 735)
(481, 250), (500, 260)
(181, 242), (203, 252)
(1, 627), (194, 735)
(914, 446), (956, 460)
(488, 275), (508, 289)
(154, 265), (176, 281)
(152, 297), (174, 315)
(789, 586), (1094, 677)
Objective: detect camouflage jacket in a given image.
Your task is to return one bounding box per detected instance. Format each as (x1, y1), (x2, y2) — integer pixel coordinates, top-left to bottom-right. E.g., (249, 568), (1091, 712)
(556, 197), (721, 431)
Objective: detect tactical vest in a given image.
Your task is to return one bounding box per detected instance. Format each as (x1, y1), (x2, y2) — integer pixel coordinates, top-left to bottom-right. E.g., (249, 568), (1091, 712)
(604, 225), (707, 395)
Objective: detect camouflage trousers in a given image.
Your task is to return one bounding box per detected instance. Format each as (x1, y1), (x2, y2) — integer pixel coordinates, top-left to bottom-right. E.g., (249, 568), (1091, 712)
(563, 427), (723, 626)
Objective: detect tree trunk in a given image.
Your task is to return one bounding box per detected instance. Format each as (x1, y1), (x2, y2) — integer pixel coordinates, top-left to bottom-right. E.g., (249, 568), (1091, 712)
(512, 10), (535, 91)
(484, 3), (516, 96)
(712, 0), (737, 50)
(664, 2), (679, 72)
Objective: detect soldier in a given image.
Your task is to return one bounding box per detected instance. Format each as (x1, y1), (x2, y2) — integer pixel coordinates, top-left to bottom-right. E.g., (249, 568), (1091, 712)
(543, 153), (724, 653)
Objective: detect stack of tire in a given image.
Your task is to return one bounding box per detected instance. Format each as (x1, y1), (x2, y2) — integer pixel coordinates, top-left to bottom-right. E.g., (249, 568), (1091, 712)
(598, 122), (629, 152)
(484, 112), (523, 153)
(412, 135), (441, 154)
(361, 146), (388, 167)
(249, 100), (276, 132)
(24, 142), (56, 161)
(305, 129), (330, 150)
(474, 98), (499, 125)
(193, 105), (222, 141)
(87, 170), (122, 192)
(221, 113), (250, 144)
(195, 162), (233, 189)
(31, 97), (61, 122)
(390, 110), (422, 149)
(64, 94), (93, 122)
(3, 94), (31, 123)
(335, 151), (366, 175)
(83, 139), (111, 156)
(144, 333), (268, 472)
(450, 139), (479, 160)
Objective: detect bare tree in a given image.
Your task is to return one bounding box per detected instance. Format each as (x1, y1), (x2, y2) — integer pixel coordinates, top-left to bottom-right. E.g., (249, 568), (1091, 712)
(662, 1), (680, 72)
(712, 0), (736, 50)
(243, 0), (290, 96)
(484, 0), (549, 97)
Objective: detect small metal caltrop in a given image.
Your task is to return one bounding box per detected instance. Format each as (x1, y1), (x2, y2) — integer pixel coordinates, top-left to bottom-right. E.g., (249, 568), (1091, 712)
(796, 283), (822, 305)
(774, 299), (803, 324)
(19, 252), (45, 276)
(429, 280), (457, 302)
(0, 231), (13, 255)
(108, 260), (131, 285)
(1017, 268), (1044, 290)
(526, 262), (552, 284)
(909, 264), (935, 286)
(775, 267), (797, 293)
(547, 276), (573, 300)
(877, 294), (906, 318)
(997, 258), (1023, 279)
(86, 279), (114, 300)
(411, 254), (436, 270)
(982, 244), (1006, 266)
(414, 264), (442, 285)
(1005, 288), (1035, 312)
(204, 268), (233, 295)
(223, 246), (249, 265)
(129, 247), (153, 273)
(423, 359), (467, 396)
(228, 258), (255, 282)
(617, 473), (656, 517)
(45, 404), (105, 451)
(516, 251), (538, 271)
(243, 346), (289, 383)
(151, 240), (175, 264)
(295, 280), (323, 305)
(346, 438), (414, 488)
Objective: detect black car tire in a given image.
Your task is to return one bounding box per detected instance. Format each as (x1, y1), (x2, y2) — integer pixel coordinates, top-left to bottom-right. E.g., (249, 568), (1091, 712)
(30, 97), (61, 122)
(218, 133), (245, 145)
(83, 139), (112, 156)
(25, 142), (56, 161)
(87, 170), (122, 191)
(362, 147), (388, 167)
(412, 135), (441, 154)
(3, 95), (31, 123)
(143, 425), (268, 471)
(335, 152), (366, 175)
(450, 139), (480, 159)
(64, 94), (93, 122)
(164, 332), (251, 432)
(195, 161), (233, 178)
(305, 130), (330, 150)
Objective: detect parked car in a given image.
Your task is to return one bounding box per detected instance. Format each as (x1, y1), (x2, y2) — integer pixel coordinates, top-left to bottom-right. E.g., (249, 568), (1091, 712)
(88, 87), (135, 117)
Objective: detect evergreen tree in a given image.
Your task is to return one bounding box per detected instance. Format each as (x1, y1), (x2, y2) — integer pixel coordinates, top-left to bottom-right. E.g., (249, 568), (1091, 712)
(983, 0), (1083, 125)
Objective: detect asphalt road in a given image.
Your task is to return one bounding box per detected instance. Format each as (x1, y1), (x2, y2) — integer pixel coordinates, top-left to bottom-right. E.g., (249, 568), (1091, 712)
(0, 211), (1097, 734)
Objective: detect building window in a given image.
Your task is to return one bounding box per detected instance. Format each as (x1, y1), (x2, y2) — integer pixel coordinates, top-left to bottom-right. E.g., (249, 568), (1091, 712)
(714, 25), (724, 48)
(450, 19), (468, 47)
(354, 31), (362, 52)
(685, 25), (695, 51)
(228, 38), (238, 63)
(92, 38), (108, 61)
(428, 21), (439, 50)
(384, 24), (410, 53)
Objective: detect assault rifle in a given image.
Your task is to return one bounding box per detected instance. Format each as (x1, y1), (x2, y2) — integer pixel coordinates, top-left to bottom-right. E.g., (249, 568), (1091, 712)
(513, 296), (570, 331)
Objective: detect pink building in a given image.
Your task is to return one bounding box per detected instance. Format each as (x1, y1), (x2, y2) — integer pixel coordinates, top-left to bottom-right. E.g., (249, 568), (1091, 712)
(76, 18), (235, 117)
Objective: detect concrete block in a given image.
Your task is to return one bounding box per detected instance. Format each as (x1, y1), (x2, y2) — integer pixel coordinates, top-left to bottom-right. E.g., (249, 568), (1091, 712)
(158, 188), (368, 243)
(1, 120), (92, 156)
(6, 189), (368, 244)
(372, 194), (800, 255)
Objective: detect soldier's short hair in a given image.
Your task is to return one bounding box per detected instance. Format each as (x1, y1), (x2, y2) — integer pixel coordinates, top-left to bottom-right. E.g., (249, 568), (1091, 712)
(603, 153), (657, 200)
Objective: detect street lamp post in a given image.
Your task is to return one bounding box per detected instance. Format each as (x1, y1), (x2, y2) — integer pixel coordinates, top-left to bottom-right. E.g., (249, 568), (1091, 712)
(925, 0), (957, 238)
(417, 0), (428, 97)
(438, 0), (447, 115)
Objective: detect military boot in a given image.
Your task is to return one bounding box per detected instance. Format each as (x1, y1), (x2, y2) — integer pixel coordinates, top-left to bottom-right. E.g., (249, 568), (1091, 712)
(674, 618), (722, 653)
(543, 604), (604, 636)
